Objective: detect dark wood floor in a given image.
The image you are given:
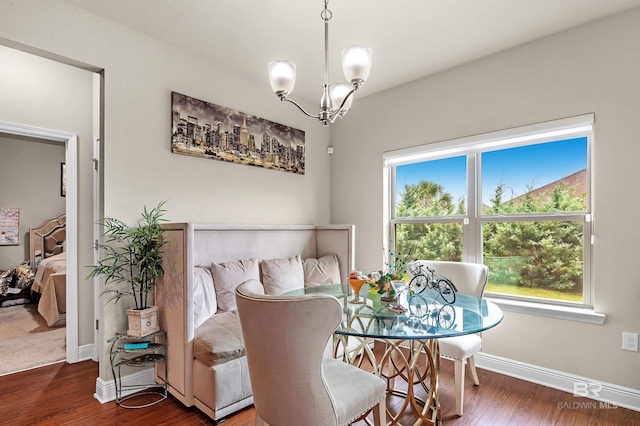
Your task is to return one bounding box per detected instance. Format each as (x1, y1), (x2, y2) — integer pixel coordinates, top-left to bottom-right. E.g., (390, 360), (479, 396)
(1, 358), (639, 425)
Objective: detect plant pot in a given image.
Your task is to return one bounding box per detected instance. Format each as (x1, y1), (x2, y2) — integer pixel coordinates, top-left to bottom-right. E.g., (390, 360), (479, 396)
(127, 305), (159, 337)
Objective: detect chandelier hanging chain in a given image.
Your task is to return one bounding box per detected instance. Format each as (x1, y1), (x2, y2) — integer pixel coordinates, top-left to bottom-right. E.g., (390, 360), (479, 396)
(268, 0), (372, 125)
(322, 0), (331, 89)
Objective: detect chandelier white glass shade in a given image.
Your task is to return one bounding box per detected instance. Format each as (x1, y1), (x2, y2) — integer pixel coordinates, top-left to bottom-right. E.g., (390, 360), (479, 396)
(268, 0), (372, 125)
(342, 45), (372, 87)
(329, 83), (353, 117)
(268, 61), (296, 97)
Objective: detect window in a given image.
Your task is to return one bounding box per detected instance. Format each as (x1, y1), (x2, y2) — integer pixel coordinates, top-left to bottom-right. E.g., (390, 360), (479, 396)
(385, 114), (593, 308)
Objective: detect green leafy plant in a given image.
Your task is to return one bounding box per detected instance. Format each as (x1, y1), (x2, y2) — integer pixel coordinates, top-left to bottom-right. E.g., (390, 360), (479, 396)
(395, 178), (586, 295)
(88, 201), (168, 310)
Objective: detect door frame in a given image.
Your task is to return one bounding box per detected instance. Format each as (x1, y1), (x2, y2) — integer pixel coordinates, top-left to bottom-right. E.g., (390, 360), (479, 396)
(0, 120), (79, 363)
(92, 131), (100, 362)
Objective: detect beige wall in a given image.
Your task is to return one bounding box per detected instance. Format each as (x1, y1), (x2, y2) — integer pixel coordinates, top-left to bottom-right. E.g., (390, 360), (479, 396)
(0, 135), (65, 270)
(330, 8), (640, 390)
(0, 0), (332, 380)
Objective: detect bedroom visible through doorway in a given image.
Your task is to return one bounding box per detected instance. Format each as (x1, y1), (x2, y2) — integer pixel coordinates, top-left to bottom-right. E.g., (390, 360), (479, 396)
(0, 304), (65, 375)
(0, 133), (67, 374)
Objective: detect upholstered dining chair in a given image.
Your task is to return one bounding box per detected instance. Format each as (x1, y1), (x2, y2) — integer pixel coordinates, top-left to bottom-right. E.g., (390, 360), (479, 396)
(409, 260), (489, 416)
(235, 282), (387, 426)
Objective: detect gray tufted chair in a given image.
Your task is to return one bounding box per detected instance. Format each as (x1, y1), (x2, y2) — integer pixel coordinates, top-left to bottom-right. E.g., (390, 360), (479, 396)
(235, 281), (387, 426)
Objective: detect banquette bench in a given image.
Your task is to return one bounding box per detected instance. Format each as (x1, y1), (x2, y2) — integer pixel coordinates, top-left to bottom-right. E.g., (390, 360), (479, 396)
(155, 223), (354, 422)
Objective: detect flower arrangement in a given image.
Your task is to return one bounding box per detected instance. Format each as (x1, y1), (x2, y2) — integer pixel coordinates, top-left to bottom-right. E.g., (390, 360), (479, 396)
(365, 242), (416, 301)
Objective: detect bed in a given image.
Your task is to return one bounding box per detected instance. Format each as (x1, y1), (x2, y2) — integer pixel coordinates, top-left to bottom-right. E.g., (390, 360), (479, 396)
(29, 213), (66, 326)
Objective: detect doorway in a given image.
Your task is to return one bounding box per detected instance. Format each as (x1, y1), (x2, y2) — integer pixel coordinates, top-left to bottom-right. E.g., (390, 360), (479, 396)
(0, 43), (101, 367)
(0, 122), (79, 364)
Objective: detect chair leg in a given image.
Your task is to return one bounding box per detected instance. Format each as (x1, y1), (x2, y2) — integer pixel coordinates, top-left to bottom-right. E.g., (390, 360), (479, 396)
(454, 359), (465, 416)
(468, 355), (480, 386)
(372, 400), (387, 426)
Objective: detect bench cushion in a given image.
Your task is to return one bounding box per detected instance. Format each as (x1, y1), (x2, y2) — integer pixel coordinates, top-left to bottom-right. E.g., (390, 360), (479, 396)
(194, 310), (245, 367)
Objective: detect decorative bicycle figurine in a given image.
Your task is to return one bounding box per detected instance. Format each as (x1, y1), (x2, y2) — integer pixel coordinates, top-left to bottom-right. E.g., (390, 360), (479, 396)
(407, 293), (457, 329)
(407, 261), (458, 304)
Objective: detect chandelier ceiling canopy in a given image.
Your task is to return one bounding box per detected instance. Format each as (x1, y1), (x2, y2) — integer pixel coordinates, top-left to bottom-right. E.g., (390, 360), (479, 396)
(268, 0), (372, 126)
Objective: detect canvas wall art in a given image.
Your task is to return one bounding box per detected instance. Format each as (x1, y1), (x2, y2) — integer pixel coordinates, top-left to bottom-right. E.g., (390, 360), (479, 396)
(0, 207), (20, 245)
(171, 92), (305, 174)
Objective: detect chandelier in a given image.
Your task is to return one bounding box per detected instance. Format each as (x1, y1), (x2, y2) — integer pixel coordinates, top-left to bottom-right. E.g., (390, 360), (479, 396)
(268, 0), (372, 126)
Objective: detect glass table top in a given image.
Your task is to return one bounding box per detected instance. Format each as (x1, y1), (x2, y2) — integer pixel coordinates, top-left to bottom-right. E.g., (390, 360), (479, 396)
(284, 284), (503, 340)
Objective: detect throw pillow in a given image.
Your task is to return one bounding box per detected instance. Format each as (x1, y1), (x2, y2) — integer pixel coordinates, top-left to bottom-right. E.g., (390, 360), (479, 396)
(303, 253), (341, 287)
(210, 257), (259, 312)
(193, 266), (217, 329)
(261, 254), (304, 295)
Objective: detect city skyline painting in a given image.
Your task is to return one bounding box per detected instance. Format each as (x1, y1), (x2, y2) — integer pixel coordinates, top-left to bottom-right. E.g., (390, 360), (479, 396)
(171, 92), (305, 174)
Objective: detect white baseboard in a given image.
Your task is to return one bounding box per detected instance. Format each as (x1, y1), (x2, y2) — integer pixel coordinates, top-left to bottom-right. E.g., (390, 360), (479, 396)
(93, 368), (156, 404)
(475, 352), (640, 412)
(94, 376), (112, 404)
(89, 347), (639, 412)
(78, 344), (94, 362)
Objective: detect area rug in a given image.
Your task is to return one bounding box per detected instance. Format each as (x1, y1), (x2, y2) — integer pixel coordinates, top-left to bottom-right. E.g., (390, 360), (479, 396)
(0, 304), (66, 375)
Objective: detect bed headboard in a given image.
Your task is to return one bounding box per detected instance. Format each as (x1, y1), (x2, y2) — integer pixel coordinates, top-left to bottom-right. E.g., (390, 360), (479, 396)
(29, 212), (66, 269)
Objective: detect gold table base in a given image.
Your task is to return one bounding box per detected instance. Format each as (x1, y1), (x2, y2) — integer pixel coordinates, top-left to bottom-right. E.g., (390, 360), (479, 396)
(335, 336), (441, 426)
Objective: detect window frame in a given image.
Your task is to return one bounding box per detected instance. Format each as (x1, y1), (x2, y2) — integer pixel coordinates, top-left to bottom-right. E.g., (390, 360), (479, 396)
(385, 114), (595, 311)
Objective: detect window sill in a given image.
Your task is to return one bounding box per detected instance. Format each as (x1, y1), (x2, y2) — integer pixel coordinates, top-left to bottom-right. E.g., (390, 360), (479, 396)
(486, 297), (605, 325)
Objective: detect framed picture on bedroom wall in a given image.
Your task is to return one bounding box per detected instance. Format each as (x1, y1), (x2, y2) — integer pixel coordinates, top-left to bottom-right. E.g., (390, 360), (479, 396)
(0, 207), (20, 245)
(61, 163), (66, 197)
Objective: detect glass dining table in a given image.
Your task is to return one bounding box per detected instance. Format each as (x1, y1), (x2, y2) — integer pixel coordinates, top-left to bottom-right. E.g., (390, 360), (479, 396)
(284, 283), (503, 426)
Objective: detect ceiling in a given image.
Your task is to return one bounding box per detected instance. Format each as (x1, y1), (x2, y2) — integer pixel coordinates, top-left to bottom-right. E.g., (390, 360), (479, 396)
(63, 0), (640, 104)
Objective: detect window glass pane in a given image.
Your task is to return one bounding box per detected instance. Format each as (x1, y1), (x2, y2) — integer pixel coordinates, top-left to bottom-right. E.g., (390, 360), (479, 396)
(483, 220), (584, 303)
(395, 156), (466, 217)
(481, 137), (587, 215)
(395, 223), (463, 263)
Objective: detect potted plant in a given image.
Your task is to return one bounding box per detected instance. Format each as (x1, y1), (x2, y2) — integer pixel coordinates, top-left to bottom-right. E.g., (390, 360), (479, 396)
(89, 201), (168, 337)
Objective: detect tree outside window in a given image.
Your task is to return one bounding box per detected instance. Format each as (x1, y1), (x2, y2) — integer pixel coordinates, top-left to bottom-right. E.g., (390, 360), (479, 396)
(392, 133), (590, 305)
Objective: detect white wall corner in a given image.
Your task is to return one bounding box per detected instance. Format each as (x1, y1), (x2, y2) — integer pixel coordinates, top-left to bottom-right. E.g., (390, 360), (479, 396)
(93, 368), (156, 404)
(94, 376), (112, 404)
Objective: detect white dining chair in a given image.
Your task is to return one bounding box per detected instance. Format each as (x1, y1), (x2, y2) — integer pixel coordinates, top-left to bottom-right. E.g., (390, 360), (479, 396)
(410, 259), (489, 416)
(235, 282), (387, 426)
